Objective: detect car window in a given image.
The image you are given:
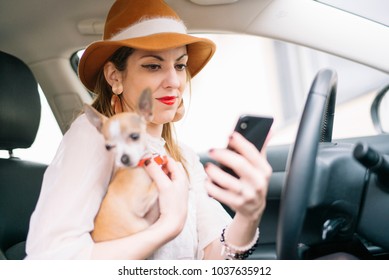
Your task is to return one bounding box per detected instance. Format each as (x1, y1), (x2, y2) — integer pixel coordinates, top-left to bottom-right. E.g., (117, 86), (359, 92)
(0, 85), (62, 164)
(176, 34), (389, 152)
(72, 34), (389, 153)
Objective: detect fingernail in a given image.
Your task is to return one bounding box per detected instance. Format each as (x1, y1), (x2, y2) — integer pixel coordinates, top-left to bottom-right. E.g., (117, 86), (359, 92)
(229, 133), (235, 141)
(144, 159), (151, 166)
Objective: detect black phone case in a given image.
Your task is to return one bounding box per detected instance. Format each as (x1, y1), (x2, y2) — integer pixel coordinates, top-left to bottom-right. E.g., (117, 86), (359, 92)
(232, 115), (273, 152)
(222, 115), (273, 178)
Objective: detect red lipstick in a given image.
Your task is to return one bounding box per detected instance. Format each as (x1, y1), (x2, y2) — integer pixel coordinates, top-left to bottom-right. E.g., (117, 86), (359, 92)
(156, 96), (177, 105)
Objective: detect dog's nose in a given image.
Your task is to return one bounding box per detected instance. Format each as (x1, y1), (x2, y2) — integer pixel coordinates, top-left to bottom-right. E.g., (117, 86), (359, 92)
(121, 154), (131, 166)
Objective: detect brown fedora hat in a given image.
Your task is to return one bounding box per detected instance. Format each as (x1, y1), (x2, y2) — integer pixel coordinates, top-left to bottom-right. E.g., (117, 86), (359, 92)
(78, 0), (216, 92)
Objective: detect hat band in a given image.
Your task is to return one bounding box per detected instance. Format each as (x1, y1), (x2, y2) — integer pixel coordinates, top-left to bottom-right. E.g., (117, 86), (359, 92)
(110, 18), (188, 41)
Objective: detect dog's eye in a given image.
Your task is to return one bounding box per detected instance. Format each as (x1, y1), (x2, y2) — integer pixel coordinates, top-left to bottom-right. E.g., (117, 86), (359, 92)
(105, 144), (115, 150)
(129, 133), (140, 141)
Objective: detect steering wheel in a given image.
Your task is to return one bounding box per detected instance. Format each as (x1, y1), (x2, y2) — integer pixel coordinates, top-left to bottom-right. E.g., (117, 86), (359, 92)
(276, 69), (338, 259)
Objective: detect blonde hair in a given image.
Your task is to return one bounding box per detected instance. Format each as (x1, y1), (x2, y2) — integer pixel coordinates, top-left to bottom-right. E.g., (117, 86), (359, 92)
(91, 47), (188, 173)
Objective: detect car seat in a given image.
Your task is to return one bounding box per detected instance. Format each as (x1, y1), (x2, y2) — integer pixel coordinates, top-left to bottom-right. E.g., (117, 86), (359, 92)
(0, 51), (47, 259)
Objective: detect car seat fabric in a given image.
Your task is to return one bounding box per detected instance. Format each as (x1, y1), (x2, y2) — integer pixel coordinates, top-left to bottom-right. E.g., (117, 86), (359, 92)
(0, 51), (47, 260)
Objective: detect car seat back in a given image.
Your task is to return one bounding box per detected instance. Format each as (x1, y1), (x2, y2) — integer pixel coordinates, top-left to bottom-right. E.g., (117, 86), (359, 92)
(0, 51), (47, 259)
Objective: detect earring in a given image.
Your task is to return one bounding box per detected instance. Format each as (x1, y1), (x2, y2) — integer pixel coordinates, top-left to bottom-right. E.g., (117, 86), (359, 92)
(112, 82), (123, 96)
(111, 82), (123, 114)
(172, 99), (185, 122)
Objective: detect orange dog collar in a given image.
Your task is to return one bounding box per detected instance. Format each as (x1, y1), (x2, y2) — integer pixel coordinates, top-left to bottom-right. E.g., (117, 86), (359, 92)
(138, 154), (167, 167)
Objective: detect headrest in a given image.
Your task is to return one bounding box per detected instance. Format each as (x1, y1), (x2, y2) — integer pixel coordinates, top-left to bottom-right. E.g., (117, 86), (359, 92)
(0, 51), (41, 151)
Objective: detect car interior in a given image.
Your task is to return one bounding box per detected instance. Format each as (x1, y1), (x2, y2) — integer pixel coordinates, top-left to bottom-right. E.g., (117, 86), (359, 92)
(0, 51), (47, 260)
(1, 0), (389, 260)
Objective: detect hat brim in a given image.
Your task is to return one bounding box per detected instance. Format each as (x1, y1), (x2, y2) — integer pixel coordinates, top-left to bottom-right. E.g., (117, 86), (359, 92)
(78, 33), (216, 92)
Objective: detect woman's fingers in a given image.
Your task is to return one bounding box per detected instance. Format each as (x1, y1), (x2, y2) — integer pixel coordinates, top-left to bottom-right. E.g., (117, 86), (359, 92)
(229, 132), (271, 170)
(208, 148), (260, 182)
(143, 157), (185, 185)
(205, 178), (243, 209)
(165, 156), (186, 182)
(143, 156), (189, 234)
(205, 178), (263, 219)
(205, 132), (272, 221)
(205, 162), (241, 193)
(209, 132), (272, 180)
(143, 159), (171, 189)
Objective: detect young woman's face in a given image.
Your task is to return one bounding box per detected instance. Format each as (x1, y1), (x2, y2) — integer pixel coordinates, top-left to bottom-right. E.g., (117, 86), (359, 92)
(121, 46), (188, 125)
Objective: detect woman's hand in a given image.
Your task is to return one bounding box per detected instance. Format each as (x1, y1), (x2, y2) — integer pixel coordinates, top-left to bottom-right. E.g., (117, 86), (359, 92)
(205, 132), (272, 222)
(144, 157), (189, 238)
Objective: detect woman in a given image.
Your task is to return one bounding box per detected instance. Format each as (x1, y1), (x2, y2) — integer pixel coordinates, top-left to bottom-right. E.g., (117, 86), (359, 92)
(25, 0), (272, 260)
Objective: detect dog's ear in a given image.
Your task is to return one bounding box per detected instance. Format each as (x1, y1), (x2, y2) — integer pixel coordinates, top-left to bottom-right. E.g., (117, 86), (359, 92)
(138, 88), (153, 122)
(83, 104), (107, 132)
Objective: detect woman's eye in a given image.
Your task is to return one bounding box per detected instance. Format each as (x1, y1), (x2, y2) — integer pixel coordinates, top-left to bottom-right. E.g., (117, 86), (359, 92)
(142, 64), (161, 71)
(175, 64), (187, 71)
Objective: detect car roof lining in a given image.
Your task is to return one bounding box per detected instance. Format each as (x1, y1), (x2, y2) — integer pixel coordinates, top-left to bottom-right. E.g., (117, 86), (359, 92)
(316, 0), (389, 27)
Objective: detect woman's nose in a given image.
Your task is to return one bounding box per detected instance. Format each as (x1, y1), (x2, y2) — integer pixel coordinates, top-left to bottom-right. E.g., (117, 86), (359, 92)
(162, 67), (181, 89)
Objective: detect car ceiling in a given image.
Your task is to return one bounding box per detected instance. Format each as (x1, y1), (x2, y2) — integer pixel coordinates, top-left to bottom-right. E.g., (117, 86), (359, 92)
(0, 0), (388, 72)
(317, 0), (389, 27)
(0, 0), (271, 65)
(0, 0), (114, 63)
(0, 0), (389, 76)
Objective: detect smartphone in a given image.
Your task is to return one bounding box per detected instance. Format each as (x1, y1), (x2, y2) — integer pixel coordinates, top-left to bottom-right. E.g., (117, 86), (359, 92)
(221, 114), (274, 177)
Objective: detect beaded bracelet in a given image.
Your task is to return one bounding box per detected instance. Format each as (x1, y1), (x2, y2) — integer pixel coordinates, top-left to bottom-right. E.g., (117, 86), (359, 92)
(220, 226), (260, 260)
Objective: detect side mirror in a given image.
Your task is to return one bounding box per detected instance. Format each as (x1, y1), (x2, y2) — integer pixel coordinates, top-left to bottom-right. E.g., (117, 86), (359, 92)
(371, 84), (389, 133)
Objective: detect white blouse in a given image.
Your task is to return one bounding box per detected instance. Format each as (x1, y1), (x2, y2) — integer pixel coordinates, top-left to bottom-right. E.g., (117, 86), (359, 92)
(25, 114), (231, 260)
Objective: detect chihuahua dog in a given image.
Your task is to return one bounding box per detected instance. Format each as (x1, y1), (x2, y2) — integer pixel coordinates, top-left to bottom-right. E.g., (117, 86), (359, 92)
(84, 88), (163, 242)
